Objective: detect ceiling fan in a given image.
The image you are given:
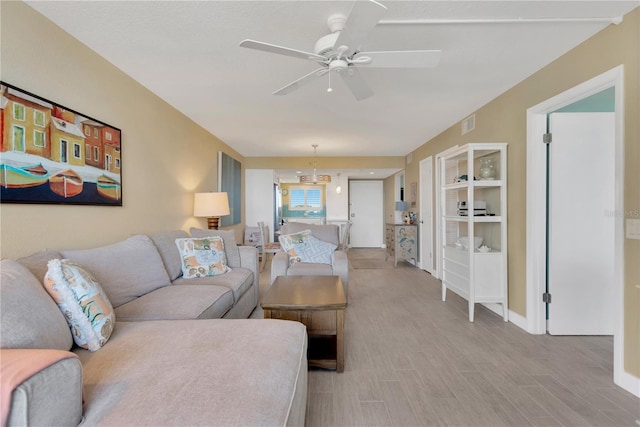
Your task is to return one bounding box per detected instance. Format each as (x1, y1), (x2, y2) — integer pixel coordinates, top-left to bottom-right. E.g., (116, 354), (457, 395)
(239, 0), (442, 101)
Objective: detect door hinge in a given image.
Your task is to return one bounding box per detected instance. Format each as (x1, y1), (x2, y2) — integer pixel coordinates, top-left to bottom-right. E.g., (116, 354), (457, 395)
(542, 292), (552, 303)
(543, 133), (552, 144)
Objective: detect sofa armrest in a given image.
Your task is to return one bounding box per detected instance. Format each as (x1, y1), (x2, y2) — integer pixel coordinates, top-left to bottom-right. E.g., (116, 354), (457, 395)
(270, 252), (289, 285)
(332, 250), (349, 300)
(238, 246), (259, 302)
(2, 349), (83, 427)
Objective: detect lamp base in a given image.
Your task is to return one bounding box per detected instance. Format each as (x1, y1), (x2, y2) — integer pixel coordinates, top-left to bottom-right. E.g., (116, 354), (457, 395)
(207, 216), (221, 230)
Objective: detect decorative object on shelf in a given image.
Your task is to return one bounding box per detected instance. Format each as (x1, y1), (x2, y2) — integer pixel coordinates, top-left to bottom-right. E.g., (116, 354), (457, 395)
(193, 192), (230, 230)
(478, 245), (491, 253)
(457, 236), (483, 249)
(0, 81), (122, 206)
(409, 212), (417, 224)
(479, 157), (497, 180)
(455, 174), (477, 182)
(300, 145), (331, 184)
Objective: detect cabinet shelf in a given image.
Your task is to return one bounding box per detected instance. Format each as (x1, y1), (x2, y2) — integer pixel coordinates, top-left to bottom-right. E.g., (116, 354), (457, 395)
(438, 143), (508, 323)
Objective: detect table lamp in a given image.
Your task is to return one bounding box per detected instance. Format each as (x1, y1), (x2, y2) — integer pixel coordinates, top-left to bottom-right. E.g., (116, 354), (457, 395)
(194, 192), (230, 230)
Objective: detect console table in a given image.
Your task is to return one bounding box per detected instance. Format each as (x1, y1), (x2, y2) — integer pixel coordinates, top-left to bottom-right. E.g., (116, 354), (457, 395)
(385, 223), (418, 266)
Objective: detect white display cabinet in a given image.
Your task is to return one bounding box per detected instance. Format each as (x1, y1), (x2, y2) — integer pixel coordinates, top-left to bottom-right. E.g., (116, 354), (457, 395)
(438, 143), (508, 322)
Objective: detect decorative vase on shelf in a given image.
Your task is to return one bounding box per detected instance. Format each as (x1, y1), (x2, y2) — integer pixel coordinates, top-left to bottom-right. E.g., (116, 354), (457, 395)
(479, 158), (497, 180)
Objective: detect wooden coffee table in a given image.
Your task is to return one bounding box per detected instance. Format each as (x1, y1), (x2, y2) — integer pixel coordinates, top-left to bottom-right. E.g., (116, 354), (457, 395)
(261, 276), (347, 372)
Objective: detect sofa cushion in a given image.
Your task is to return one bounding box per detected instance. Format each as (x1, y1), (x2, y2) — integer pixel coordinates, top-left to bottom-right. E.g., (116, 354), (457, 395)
(17, 250), (62, 282)
(148, 230), (190, 281)
(73, 319), (308, 427)
(43, 259), (115, 352)
(279, 229), (311, 266)
(301, 235), (337, 264)
(0, 260), (72, 351)
(282, 222), (340, 246)
(60, 235), (171, 308)
(173, 267), (253, 304)
(286, 262), (334, 277)
(189, 227), (241, 268)
(114, 285), (234, 321)
(175, 236), (231, 278)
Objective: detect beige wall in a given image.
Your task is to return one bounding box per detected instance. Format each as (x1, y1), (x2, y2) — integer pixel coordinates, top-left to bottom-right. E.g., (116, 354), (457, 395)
(404, 8), (639, 378)
(0, 1), (245, 258)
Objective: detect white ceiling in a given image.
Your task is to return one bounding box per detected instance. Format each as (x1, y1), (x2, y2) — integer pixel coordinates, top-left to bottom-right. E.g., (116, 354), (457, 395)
(27, 0), (638, 166)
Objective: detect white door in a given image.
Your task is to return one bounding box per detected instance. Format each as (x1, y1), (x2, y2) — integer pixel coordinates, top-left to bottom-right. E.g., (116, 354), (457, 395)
(548, 112), (615, 335)
(349, 180), (384, 247)
(419, 156), (434, 273)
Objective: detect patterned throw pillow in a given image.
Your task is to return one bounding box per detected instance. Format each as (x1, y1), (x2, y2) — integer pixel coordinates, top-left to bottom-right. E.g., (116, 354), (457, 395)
(175, 237), (231, 279)
(43, 259), (115, 352)
(278, 231), (336, 266)
(278, 230), (311, 266)
(302, 235), (337, 264)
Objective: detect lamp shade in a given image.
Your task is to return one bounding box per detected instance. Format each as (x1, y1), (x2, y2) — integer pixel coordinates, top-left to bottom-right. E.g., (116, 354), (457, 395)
(395, 201), (408, 211)
(194, 192), (230, 217)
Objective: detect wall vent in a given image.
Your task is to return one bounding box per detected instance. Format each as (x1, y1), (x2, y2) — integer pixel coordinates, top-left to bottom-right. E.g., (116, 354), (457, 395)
(461, 114), (476, 135)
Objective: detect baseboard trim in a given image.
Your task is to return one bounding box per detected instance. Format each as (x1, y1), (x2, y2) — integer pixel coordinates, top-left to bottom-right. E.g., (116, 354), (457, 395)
(480, 303), (527, 330)
(617, 369), (640, 398)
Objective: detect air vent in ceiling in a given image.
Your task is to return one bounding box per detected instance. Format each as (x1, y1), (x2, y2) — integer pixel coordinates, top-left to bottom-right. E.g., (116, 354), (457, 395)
(461, 114), (475, 135)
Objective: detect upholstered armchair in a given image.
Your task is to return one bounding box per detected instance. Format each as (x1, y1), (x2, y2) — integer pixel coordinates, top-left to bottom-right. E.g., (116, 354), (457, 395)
(270, 222), (349, 299)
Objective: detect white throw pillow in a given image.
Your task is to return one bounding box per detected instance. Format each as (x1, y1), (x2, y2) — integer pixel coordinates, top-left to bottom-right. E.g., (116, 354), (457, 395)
(43, 259), (115, 352)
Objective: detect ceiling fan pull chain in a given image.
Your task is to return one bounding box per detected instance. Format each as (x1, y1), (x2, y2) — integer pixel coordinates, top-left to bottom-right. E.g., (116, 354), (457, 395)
(327, 70), (333, 93)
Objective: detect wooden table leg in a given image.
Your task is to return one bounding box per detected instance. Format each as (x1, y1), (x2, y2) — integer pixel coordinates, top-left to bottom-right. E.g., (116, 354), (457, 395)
(336, 309), (344, 373)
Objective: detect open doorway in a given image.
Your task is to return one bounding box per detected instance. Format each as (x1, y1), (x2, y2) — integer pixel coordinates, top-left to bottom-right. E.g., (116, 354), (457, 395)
(526, 65), (631, 393)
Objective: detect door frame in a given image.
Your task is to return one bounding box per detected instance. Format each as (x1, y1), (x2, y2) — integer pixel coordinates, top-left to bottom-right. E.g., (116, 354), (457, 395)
(419, 156), (434, 274)
(525, 65), (632, 394)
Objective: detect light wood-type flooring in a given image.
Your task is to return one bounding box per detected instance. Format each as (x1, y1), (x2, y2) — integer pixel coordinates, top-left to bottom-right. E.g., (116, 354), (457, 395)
(256, 249), (639, 426)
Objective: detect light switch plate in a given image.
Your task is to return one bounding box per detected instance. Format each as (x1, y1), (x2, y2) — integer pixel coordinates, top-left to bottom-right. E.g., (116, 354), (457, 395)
(626, 218), (640, 239)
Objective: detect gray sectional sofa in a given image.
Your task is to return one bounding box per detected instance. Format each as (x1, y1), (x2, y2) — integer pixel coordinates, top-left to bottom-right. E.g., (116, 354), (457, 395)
(1, 229), (308, 426)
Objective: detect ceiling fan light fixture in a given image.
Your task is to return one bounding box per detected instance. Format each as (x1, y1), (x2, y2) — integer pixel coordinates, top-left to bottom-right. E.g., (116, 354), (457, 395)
(300, 144), (331, 184)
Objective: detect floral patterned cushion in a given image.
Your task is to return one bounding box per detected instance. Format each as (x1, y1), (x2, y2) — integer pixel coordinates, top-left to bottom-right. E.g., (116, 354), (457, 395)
(175, 237), (231, 279)
(278, 230), (311, 266)
(43, 259), (115, 352)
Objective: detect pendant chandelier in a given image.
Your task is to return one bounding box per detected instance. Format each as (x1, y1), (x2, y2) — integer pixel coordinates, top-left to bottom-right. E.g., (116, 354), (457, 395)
(300, 144), (331, 184)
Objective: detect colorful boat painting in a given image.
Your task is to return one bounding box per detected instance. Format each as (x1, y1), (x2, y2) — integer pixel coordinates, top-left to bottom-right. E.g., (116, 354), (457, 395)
(49, 169), (83, 198)
(96, 174), (121, 200)
(0, 163), (49, 188)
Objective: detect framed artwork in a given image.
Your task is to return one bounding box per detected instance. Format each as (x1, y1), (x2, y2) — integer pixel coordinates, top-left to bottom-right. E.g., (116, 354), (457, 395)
(409, 181), (417, 208)
(0, 82), (122, 206)
(218, 151), (241, 226)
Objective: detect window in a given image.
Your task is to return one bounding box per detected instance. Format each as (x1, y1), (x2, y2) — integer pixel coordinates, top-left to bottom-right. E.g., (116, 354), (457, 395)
(34, 130), (46, 148)
(13, 103), (25, 121)
(34, 110), (45, 127)
(73, 143), (81, 159)
(115, 158), (121, 169)
(105, 131), (112, 141)
(84, 125), (90, 136)
(85, 144), (91, 158)
(12, 125), (25, 151)
(93, 146), (99, 161)
(94, 128), (99, 139)
(289, 187), (322, 210)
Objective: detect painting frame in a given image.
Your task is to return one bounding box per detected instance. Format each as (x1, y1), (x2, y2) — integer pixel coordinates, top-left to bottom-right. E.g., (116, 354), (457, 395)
(409, 181), (417, 208)
(0, 81), (122, 206)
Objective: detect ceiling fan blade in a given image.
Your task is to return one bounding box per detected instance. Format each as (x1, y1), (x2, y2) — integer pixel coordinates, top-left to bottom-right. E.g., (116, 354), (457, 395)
(340, 68), (374, 101)
(335, 0), (387, 57)
(240, 39), (326, 62)
(273, 68), (329, 96)
(353, 50), (442, 68)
